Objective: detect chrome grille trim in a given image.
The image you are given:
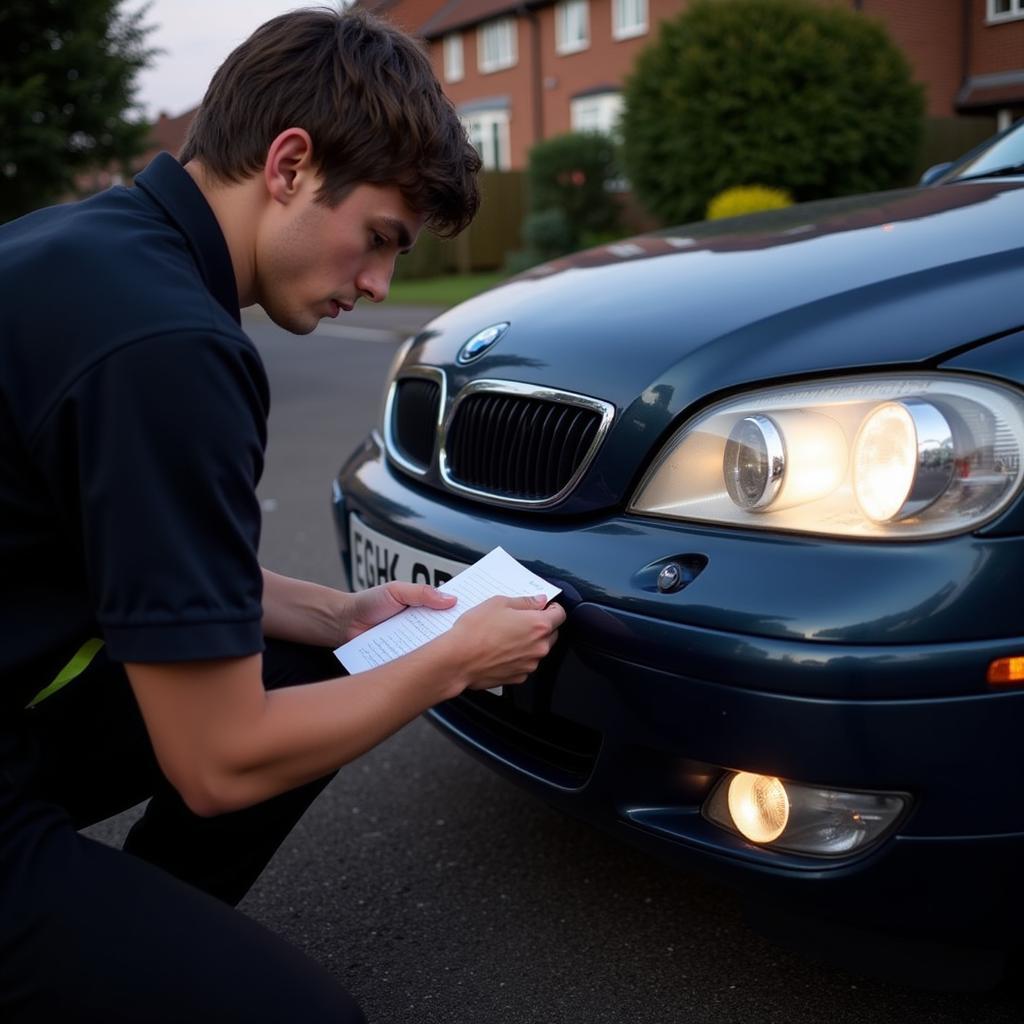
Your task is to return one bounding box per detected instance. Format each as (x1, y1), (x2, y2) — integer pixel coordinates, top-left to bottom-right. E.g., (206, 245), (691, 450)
(439, 380), (615, 508)
(382, 366), (446, 477)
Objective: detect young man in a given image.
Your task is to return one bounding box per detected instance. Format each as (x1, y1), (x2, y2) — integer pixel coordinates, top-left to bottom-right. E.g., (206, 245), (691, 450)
(0, 9), (565, 1022)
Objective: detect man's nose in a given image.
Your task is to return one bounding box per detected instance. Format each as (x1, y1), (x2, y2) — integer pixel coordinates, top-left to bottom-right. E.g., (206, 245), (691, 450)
(357, 266), (390, 304)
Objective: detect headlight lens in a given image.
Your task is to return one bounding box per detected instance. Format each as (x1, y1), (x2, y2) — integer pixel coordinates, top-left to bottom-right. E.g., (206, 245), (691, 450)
(723, 416), (785, 509)
(630, 374), (1024, 539)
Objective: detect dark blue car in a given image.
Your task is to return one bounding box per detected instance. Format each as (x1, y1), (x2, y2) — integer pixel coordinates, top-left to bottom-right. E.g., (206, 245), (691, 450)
(334, 122), (1024, 978)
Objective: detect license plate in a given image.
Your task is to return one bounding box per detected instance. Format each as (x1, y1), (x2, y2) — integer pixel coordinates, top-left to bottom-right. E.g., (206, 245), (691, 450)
(348, 513), (470, 592)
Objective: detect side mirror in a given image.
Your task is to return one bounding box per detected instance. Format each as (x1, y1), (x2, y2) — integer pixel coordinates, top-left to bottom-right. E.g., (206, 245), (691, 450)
(918, 161), (954, 186)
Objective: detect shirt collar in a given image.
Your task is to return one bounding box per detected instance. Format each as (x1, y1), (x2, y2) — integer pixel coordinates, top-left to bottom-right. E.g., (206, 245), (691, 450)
(134, 153), (241, 325)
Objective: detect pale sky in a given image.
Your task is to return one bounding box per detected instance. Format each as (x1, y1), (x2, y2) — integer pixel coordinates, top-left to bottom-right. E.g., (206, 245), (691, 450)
(133, 1), (336, 119)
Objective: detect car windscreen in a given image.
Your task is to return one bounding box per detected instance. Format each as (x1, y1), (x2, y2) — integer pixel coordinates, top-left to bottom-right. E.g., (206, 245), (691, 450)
(940, 120), (1024, 183)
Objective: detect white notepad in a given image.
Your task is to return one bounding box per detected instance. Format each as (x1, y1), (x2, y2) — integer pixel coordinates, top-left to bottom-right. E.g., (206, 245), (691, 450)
(334, 547), (561, 680)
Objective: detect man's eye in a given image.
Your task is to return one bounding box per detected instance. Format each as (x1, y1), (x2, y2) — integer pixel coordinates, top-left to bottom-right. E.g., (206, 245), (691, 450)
(371, 232), (388, 250)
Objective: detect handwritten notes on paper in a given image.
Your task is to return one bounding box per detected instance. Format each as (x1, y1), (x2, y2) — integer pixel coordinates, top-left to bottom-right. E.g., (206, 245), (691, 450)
(334, 547), (561, 675)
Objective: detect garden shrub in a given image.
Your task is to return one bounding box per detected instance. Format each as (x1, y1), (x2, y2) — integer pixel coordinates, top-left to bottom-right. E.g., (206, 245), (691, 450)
(505, 132), (625, 272)
(621, 0), (925, 225)
(522, 208), (575, 258)
(526, 131), (622, 247)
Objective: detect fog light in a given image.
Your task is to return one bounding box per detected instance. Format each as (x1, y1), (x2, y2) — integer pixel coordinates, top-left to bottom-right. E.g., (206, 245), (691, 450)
(727, 772), (789, 842)
(705, 772), (908, 857)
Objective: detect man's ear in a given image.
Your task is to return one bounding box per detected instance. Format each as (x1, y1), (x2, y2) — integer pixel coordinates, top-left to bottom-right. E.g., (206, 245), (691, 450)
(263, 128), (315, 205)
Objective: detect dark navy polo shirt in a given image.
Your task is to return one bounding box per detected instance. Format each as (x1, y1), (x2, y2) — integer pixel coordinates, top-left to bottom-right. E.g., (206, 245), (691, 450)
(0, 154), (269, 713)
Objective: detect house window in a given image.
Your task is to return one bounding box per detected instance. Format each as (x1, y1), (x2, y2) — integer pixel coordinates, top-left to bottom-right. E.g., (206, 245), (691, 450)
(988, 0), (1024, 19)
(478, 18), (517, 73)
(570, 92), (624, 137)
(612, 0), (647, 39)
(444, 33), (464, 82)
(556, 0), (589, 55)
(462, 109), (511, 170)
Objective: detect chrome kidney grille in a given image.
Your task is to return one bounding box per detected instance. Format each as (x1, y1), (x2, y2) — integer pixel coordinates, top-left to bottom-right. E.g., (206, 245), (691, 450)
(383, 367), (445, 476)
(393, 378), (441, 467)
(444, 389), (603, 502)
(384, 373), (614, 507)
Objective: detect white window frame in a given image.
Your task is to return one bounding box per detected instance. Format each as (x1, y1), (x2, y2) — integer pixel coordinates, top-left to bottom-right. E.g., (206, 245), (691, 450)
(443, 33), (464, 82)
(478, 18), (517, 74)
(570, 92), (624, 137)
(555, 0), (590, 55)
(612, 0), (647, 40)
(462, 109), (511, 170)
(987, 0), (1024, 21)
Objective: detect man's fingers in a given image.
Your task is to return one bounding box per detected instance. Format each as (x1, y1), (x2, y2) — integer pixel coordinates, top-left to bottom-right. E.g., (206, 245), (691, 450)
(389, 582), (456, 608)
(544, 603), (567, 627)
(420, 585), (456, 608)
(505, 594), (549, 610)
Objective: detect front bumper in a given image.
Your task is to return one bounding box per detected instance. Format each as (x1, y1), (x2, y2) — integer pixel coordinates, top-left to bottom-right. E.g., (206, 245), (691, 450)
(336, 436), (1024, 935)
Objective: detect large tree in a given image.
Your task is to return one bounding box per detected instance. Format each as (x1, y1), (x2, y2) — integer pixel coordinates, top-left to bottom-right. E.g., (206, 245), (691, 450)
(0, 0), (156, 222)
(621, 0), (925, 225)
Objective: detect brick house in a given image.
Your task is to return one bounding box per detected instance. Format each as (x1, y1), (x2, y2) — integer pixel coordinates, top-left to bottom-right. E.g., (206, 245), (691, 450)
(135, 108), (197, 171)
(360, 0), (1024, 170)
(126, 1), (1022, 188)
(958, 0), (1024, 128)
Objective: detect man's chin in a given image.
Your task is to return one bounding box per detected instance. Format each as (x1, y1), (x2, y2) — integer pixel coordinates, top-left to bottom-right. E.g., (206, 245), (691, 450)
(261, 304), (317, 335)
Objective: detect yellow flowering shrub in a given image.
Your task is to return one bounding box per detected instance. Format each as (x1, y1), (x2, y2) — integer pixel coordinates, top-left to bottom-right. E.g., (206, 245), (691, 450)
(706, 185), (794, 221)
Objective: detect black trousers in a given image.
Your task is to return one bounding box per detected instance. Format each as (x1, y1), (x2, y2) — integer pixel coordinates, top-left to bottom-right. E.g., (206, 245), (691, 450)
(0, 640), (365, 1023)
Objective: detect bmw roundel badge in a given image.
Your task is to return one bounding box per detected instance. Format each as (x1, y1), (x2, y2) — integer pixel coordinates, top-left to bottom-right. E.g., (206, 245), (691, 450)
(457, 322), (510, 365)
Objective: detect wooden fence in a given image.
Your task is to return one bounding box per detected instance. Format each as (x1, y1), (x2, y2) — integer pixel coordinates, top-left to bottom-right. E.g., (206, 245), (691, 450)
(396, 170), (527, 280)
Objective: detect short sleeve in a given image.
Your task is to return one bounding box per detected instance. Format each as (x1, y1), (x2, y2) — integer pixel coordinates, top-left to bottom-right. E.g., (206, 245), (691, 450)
(30, 330), (270, 663)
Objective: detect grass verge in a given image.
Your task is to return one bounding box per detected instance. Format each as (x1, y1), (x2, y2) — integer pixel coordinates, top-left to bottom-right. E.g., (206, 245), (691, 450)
(387, 272), (506, 307)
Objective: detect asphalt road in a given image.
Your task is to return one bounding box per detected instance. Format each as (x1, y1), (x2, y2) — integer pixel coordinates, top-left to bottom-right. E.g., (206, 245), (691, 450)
(87, 304), (1024, 1023)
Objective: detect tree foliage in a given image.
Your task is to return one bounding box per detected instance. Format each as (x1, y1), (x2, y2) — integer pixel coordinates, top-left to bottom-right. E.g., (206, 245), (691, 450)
(0, 0), (157, 222)
(621, 0), (925, 225)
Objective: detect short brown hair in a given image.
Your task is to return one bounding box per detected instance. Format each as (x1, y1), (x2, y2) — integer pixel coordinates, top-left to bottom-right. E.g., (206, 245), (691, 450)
(179, 7), (480, 236)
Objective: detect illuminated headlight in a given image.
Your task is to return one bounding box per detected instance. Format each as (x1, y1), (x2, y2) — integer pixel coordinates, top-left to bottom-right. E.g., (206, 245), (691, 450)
(704, 771), (908, 857)
(852, 399), (955, 522)
(630, 374), (1024, 539)
(723, 411), (847, 511)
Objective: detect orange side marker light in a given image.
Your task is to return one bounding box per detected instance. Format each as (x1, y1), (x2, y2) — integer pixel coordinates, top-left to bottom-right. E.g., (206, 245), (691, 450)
(987, 657), (1024, 686)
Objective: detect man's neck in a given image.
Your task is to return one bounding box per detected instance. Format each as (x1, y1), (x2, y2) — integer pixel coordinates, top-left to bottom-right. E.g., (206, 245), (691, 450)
(184, 161), (261, 308)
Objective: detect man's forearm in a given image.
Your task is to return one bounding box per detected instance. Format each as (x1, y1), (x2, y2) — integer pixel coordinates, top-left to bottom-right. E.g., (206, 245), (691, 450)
(126, 640), (464, 816)
(228, 643), (462, 810)
(261, 567), (351, 648)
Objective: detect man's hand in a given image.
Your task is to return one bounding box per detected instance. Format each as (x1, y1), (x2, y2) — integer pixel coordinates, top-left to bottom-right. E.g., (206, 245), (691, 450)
(261, 569), (456, 648)
(433, 595), (566, 696)
(343, 582), (456, 642)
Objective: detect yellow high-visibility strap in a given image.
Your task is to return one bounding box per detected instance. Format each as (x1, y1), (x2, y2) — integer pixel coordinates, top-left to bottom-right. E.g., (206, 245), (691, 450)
(26, 638), (104, 709)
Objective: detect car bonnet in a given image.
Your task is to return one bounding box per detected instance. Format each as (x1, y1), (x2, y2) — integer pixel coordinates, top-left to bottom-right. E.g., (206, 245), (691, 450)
(412, 180), (1024, 421)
